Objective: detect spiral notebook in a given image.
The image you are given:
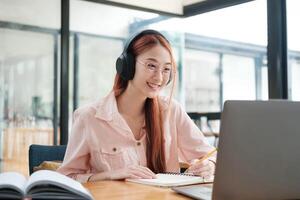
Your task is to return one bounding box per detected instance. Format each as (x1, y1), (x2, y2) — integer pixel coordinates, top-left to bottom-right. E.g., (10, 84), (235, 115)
(126, 173), (214, 187)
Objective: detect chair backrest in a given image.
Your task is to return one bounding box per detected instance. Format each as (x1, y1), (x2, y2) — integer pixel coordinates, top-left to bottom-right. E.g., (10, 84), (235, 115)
(28, 144), (67, 175)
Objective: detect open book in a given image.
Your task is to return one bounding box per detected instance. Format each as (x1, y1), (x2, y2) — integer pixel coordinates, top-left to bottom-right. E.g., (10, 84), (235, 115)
(126, 173), (214, 187)
(0, 170), (94, 200)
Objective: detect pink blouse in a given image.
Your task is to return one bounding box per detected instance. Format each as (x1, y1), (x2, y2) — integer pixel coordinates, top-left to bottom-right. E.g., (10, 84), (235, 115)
(57, 91), (215, 183)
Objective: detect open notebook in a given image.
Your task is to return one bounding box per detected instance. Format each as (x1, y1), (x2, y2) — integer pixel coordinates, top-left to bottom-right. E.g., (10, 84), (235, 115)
(126, 173), (214, 187)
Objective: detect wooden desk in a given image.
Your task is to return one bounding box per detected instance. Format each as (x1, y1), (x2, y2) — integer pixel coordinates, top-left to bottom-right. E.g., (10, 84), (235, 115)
(84, 180), (203, 200)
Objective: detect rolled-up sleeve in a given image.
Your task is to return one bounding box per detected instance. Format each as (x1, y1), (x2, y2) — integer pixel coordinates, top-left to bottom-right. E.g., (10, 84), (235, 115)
(174, 101), (216, 164)
(57, 109), (93, 183)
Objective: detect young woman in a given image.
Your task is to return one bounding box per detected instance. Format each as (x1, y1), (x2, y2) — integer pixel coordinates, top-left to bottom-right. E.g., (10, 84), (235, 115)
(58, 30), (216, 183)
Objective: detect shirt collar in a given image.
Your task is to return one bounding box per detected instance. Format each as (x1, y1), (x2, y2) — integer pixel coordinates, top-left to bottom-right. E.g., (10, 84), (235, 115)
(94, 91), (118, 121)
(94, 91), (170, 121)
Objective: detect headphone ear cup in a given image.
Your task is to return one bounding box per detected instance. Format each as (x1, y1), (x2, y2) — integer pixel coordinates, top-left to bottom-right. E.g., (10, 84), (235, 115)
(116, 52), (136, 80)
(125, 52), (135, 80)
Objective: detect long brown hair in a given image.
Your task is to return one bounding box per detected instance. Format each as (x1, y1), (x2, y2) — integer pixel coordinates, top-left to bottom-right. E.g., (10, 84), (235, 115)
(113, 33), (176, 173)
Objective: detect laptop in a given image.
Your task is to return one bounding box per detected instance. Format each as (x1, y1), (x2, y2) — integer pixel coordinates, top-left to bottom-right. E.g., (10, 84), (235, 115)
(173, 100), (300, 200)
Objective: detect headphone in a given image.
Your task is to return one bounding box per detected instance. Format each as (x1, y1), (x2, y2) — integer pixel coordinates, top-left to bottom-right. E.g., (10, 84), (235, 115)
(116, 29), (172, 84)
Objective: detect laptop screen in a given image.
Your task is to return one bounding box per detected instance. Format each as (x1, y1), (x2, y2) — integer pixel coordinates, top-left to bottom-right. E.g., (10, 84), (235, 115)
(173, 100), (300, 200)
(213, 100), (300, 199)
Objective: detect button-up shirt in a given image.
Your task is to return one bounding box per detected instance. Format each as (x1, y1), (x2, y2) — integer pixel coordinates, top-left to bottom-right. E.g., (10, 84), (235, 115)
(57, 91), (215, 183)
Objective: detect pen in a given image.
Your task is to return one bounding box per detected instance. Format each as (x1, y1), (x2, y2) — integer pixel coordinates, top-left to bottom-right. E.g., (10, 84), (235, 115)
(195, 148), (217, 164)
(184, 148), (217, 173)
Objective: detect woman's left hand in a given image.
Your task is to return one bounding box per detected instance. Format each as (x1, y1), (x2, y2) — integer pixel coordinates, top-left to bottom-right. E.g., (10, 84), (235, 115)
(185, 159), (215, 178)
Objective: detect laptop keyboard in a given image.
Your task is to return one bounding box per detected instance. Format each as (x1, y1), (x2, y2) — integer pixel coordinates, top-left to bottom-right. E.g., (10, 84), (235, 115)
(173, 185), (212, 200)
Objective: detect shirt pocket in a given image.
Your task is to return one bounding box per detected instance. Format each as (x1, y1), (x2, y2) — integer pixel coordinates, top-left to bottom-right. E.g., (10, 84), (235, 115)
(95, 147), (130, 171)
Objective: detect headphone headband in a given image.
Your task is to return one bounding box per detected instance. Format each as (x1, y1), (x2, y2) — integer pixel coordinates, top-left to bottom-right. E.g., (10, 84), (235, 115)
(116, 29), (172, 84)
(123, 29), (169, 56)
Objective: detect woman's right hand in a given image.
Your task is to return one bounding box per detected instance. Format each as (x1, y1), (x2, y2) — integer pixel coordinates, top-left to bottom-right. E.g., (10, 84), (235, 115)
(110, 165), (156, 180)
(88, 165), (156, 181)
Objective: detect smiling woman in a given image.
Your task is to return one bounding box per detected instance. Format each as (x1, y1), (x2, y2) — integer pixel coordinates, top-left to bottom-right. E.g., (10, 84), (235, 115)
(57, 29), (216, 183)
(130, 45), (173, 98)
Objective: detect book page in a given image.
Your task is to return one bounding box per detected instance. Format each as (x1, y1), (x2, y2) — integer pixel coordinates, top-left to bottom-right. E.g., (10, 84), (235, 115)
(0, 172), (26, 196)
(126, 173), (211, 187)
(25, 170), (93, 200)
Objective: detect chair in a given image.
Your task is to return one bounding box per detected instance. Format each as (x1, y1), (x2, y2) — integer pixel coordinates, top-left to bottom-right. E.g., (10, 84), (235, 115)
(28, 144), (67, 175)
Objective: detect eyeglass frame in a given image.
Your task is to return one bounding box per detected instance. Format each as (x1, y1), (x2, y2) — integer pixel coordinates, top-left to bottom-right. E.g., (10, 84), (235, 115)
(136, 59), (173, 79)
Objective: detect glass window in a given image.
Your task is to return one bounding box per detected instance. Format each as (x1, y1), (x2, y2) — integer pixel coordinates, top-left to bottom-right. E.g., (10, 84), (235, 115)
(0, 0), (59, 175)
(151, 0), (268, 111)
(222, 54), (256, 101)
(261, 64), (268, 100)
(0, 28), (57, 175)
(287, 1), (300, 100)
(184, 49), (220, 112)
(289, 59), (300, 100)
(77, 35), (123, 105)
(70, 0), (180, 109)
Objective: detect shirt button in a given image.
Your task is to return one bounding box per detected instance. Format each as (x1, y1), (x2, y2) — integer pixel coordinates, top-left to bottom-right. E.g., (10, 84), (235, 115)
(137, 142), (141, 146)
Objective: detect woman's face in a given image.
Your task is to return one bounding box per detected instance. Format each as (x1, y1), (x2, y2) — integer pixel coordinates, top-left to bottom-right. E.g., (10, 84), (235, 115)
(129, 44), (172, 99)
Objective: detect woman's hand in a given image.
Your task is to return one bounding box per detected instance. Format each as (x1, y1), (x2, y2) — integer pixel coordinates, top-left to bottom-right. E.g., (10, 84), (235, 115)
(186, 159), (215, 178)
(110, 165), (156, 180)
(89, 165), (156, 181)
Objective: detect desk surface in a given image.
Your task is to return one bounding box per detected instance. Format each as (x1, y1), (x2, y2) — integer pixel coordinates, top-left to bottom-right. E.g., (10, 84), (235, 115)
(84, 180), (209, 200)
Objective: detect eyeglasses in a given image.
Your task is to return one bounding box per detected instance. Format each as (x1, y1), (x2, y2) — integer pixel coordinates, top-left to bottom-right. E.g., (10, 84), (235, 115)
(137, 60), (172, 78)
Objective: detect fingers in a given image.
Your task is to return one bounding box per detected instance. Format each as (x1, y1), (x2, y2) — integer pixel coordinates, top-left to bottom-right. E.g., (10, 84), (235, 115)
(186, 160), (214, 178)
(128, 165), (156, 179)
(195, 171), (211, 179)
(140, 166), (156, 177)
(187, 160), (208, 172)
(128, 174), (143, 179)
(110, 165), (155, 180)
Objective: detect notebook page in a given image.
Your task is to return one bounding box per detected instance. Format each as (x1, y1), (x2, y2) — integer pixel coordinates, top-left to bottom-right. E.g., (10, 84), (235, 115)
(126, 173), (209, 187)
